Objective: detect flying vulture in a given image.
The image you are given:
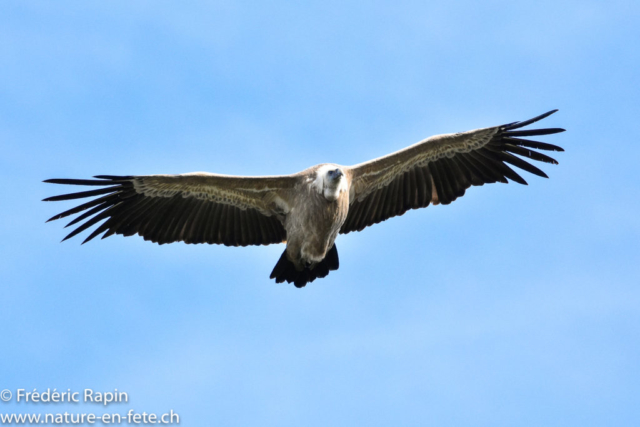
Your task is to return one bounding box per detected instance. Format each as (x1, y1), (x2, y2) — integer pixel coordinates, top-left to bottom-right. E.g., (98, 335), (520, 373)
(44, 110), (564, 287)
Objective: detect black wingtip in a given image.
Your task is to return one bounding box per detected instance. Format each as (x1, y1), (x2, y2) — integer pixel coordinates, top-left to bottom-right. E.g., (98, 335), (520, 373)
(505, 128), (565, 137)
(504, 109), (560, 131)
(43, 178), (66, 184)
(45, 178), (129, 186)
(93, 175), (134, 180)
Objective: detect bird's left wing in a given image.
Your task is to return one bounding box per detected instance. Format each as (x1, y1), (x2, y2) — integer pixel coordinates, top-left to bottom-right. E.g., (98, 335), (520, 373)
(44, 173), (298, 246)
(341, 110), (565, 234)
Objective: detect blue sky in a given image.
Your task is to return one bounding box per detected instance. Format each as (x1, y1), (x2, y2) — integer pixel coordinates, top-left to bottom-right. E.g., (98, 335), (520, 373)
(1, 1), (639, 425)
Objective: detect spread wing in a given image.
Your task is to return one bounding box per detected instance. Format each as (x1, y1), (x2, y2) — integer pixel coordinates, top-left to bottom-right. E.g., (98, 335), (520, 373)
(44, 173), (298, 246)
(341, 110), (565, 234)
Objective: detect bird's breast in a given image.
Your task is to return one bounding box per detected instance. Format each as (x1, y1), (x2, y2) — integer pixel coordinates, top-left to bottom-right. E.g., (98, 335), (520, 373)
(284, 185), (350, 262)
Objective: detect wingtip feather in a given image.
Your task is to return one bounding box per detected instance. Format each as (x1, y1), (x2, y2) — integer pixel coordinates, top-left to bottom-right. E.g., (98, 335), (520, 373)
(504, 109), (561, 131)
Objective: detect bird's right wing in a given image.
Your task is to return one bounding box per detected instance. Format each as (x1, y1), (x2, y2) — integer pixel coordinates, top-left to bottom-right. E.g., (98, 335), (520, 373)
(341, 110), (565, 234)
(43, 173), (299, 246)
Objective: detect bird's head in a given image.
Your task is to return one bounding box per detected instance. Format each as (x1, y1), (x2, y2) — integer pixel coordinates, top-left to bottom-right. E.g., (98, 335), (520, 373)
(326, 167), (343, 181)
(314, 165), (347, 201)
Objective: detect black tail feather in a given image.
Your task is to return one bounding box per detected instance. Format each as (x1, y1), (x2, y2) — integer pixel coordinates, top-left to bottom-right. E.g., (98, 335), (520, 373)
(270, 244), (340, 288)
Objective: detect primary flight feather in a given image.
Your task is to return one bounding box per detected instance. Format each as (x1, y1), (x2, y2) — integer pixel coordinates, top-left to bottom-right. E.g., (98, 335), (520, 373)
(44, 110), (565, 287)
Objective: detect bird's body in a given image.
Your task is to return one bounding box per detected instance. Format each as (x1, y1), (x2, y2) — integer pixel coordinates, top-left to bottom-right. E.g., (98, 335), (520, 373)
(44, 110), (565, 287)
(284, 164), (349, 267)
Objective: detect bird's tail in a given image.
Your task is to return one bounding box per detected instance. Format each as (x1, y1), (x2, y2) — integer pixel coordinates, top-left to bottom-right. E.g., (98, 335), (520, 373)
(270, 245), (339, 288)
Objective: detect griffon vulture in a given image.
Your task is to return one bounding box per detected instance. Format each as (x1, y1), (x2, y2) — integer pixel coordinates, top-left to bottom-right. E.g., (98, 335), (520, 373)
(44, 110), (564, 287)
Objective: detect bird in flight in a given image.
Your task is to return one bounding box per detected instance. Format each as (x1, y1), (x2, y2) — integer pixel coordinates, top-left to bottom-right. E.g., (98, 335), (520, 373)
(44, 110), (564, 287)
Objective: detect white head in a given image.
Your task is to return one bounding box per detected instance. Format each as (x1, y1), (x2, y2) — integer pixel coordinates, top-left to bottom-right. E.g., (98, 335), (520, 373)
(313, 164), (348, 202)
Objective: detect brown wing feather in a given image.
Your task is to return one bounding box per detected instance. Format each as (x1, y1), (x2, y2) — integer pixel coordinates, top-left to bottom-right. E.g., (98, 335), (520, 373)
(44, 173), (297, 246)
(341, 110), (564, 234)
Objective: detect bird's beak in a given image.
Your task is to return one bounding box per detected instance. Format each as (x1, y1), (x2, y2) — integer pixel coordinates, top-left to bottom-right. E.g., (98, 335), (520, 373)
(334, 169), (343, 178)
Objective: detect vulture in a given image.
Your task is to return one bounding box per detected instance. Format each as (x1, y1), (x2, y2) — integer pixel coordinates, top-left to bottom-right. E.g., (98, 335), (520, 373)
(44, 110), (564, 287)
